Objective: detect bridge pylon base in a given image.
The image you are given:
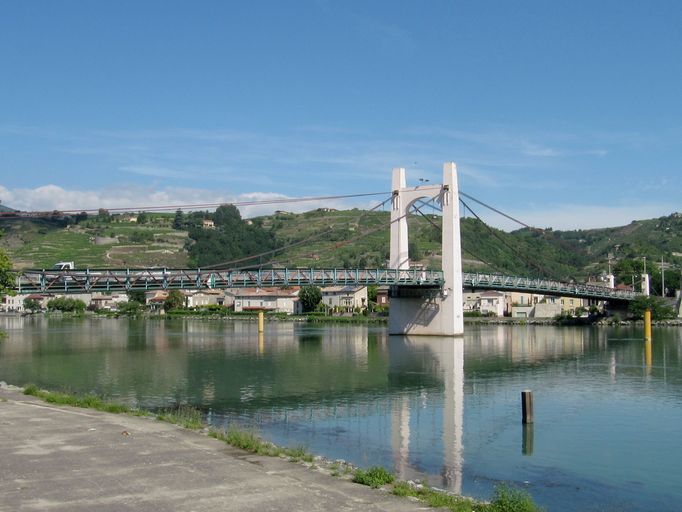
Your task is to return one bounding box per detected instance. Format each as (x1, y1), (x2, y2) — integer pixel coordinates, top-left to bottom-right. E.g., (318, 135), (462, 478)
(388, 287), (464, 336)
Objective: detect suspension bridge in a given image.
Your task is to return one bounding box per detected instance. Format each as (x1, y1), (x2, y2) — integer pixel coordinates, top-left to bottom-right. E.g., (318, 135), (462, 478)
(14, 267), (637, 301)
(8, 162), (642, 334)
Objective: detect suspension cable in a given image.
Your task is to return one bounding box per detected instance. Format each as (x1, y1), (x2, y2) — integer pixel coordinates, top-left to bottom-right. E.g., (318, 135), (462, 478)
(203, 196), (394, 270)
(459, 197), (552, 277)
(0, 191), (389, 218)
(409, 199), (508, 274)
(459, 191), (539, 231)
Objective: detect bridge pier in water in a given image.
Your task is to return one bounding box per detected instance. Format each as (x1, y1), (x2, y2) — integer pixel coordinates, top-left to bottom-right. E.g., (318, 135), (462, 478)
(388, 163), (464, 336)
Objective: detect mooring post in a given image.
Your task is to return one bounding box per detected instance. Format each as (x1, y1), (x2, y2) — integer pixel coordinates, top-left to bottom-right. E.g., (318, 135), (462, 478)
(644, 309), (652, 342)
(644, 308), (653, 372)
(522, 423), (534, 456)
(258, 311), (264, 333)
(521, 390), (534, 424)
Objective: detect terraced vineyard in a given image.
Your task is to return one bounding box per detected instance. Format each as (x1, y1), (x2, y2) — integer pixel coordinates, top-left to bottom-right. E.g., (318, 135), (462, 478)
(2, 209), (681, 296)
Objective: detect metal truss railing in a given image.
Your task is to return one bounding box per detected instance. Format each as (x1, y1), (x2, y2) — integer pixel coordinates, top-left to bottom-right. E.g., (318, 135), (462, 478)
(462, 272), (637, 300)
(12, 268), (637, 301)
(13, 268), (445, 294)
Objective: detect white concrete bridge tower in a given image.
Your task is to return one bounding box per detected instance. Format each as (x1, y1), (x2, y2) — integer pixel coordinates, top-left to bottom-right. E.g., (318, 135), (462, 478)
(388, 162), (464, 336)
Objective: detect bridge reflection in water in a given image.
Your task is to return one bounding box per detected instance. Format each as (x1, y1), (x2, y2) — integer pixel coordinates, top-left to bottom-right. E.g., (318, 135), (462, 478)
(3, 318), (677, 511)
(391, 337), (464, 493)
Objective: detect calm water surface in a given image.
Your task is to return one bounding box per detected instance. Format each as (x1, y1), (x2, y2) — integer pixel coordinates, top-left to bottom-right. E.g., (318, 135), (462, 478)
(1, 316), (681, 511)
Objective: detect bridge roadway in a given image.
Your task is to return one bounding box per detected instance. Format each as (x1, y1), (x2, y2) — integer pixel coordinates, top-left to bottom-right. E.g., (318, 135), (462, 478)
(13, 267), (637, 302)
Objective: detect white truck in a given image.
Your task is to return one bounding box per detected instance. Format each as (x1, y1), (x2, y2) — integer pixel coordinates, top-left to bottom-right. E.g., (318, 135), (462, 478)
(52, 261), (75, 270)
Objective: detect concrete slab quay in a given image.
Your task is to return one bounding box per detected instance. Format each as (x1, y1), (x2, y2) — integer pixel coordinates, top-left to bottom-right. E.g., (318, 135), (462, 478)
(0, 386), (427, 512)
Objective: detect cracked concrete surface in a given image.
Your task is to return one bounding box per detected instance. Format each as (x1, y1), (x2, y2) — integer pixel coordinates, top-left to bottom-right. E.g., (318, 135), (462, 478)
(0, 386), (427, 511)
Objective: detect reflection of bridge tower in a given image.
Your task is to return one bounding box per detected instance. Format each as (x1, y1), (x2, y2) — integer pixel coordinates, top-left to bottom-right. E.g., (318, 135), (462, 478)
(390, 337), (464, 493)
(441, 337), (464, 493)
(389, 163), (464, 336)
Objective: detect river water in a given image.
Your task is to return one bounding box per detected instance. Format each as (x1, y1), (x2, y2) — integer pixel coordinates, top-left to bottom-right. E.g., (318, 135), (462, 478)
(1, 316), (681, 511)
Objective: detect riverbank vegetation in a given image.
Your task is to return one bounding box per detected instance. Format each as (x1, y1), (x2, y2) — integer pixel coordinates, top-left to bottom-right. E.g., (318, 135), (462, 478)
(0, 239), (14, 338)
(23, 384), (132, 414)
(209, 428), (313, 463)
(19, 385), (542, 512)
(47, 297), (87, 313)
(627, 295), (676, 320)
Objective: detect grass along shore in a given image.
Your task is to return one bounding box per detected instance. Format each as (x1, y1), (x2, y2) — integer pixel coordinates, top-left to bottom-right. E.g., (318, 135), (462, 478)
(19, 384), (542, 512)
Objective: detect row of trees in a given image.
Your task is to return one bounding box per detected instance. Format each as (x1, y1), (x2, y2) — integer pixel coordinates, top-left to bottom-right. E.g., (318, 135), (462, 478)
(613, 258), (681, 297)
(0, 248), (12, 299)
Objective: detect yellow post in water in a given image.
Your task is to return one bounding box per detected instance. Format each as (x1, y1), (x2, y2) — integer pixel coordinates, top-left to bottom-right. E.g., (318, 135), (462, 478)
(644, 309), (652, 342)
(258, 310), (264, 334)
(645, 339), (653, 371)
(644, 309), (653, 372)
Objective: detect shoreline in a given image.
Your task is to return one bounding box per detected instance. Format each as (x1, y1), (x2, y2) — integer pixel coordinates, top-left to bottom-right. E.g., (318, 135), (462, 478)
(1, 382), (540, 512)
(8, 310), (682, 327)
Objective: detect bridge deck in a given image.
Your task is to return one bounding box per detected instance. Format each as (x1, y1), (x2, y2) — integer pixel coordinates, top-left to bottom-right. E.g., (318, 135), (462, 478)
(12, 268), (637, 301)
(14, 268), (442, 294)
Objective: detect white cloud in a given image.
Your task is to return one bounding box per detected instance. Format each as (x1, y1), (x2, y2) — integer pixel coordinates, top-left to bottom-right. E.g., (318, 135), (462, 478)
(1, 183), (677, 233)
(0, 185), (368, 219)
(521, 143), (562, 157)
(120, 165), (189, 179)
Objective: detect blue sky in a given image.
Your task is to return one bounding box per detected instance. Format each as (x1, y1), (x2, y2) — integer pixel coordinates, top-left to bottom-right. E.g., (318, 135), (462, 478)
(1, 0), (680, 230)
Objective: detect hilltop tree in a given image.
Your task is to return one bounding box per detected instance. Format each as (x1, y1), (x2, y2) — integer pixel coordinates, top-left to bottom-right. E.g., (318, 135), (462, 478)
(186, 204), (277, 267)
(173, 209), (184, 230)
(213, 204), (242, 230)
(97, 208), (111, 223)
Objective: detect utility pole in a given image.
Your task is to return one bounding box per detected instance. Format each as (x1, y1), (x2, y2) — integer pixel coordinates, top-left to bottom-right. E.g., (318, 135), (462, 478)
(661, 256), (665, 297)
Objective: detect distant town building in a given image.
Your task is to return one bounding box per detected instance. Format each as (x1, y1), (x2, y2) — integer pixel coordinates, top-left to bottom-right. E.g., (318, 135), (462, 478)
(479, 291), (506, 317)
(321, 286), (367, 313)
(1, 294), (26, 312)
(375, 286), (390, 307)
(90, 293), (128, 311)
(233, 287), (301, 314)
(185, 289), (225, 308)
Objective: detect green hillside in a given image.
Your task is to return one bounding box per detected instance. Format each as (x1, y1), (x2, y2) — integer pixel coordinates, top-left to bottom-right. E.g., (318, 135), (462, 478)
(0, 214), (188, 269)
(2, 208), (681, 294)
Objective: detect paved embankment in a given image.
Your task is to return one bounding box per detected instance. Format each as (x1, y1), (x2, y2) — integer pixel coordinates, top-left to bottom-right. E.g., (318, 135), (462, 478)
(0, 385), (425, 512)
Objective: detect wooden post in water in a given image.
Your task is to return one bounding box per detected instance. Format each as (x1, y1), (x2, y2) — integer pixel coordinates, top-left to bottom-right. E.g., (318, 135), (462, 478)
(258, 311), (264, 333)
(521, 390), (533, 424)
(522, 423), (534, 456)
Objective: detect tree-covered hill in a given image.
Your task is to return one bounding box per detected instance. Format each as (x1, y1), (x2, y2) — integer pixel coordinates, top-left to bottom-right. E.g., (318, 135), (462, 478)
(2, 208), (681, 295)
